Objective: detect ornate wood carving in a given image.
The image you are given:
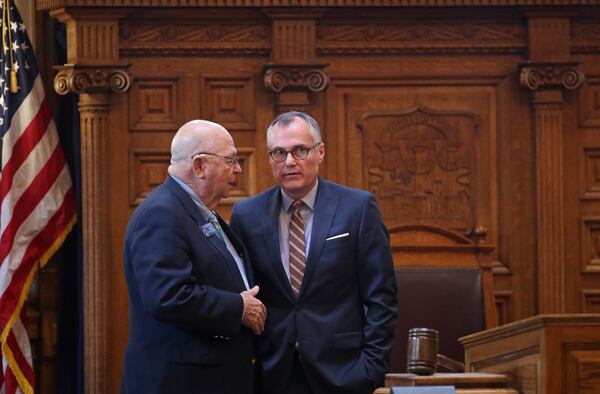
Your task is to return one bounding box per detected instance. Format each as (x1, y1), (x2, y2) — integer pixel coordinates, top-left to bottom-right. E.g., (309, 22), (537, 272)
(47, 8), (132, 394)
(49, 8), (126, 64)
(35, 0), (600, 8)
(317, 22), (526, 55)
(263, 64), (329, 93)
(119, 23), (271, 56)
(357, 107), (479, 234)
(519, 14), (585, 314)
(571, 20), (600, 54)
(54, 64), (131, 95)
(520, 62), (584, 91)
(263, 12), (330, 113)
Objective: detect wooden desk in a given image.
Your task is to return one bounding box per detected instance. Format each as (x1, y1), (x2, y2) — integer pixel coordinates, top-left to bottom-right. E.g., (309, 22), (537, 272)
(375, 372), (519, 394)
(459, 314), (600, 394)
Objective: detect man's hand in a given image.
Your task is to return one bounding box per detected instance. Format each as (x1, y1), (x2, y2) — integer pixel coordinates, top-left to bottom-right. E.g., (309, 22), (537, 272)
(241, 286), (266, 335)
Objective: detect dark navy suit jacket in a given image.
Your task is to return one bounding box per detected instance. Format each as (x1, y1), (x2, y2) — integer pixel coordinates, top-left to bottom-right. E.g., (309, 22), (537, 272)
(121, 176), (257, 394)
(230, 178), (397, 394)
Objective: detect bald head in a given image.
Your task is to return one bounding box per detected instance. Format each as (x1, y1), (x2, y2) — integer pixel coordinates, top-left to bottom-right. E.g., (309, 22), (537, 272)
(168, 120), (233, 178)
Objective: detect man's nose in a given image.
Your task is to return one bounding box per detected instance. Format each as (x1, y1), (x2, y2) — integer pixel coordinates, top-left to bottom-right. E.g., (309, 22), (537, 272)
(284, 153), (297, 166)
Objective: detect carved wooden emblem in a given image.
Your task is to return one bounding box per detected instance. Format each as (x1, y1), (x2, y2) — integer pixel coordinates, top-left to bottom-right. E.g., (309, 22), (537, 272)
(357, 107), (479, 233)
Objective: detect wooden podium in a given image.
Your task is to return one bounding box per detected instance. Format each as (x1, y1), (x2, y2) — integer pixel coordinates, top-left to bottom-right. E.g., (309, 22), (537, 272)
(459, 314), (600, 394)
(375, 372), (518, 393)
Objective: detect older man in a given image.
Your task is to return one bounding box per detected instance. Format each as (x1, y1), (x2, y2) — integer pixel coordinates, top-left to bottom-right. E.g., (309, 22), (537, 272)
(121, 120), (266, 394)
(230, 112), (397, 394)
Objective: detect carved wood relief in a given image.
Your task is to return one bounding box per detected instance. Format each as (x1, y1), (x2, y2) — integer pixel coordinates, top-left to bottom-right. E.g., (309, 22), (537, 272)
(357, 108), (479, 234)
(571, 20), (600, 54)
(317, 22), (526, 54)
(32, 2), (600, 393)
(119, 21), (270, 56)
(340, 86), (495, 241)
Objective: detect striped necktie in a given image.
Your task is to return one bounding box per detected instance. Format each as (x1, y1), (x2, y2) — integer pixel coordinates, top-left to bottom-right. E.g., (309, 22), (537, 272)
(289, 200), (306, 298)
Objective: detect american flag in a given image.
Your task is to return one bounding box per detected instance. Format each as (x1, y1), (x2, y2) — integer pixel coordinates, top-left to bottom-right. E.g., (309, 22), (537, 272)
(0, 1), (76, 393)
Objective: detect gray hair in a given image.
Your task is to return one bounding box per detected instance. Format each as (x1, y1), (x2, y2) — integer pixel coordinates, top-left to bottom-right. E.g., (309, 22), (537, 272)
(266, 111), (322, 148)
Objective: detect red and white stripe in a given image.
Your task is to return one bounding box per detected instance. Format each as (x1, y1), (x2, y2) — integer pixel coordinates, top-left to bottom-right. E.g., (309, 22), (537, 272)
(0, 74), (76, 394)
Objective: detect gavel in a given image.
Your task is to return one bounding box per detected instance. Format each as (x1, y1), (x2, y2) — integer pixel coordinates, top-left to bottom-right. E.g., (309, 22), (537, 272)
(406, 328), (465, 375)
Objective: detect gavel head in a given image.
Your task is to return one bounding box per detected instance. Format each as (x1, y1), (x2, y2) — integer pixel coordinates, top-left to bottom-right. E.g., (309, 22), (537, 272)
(406, 327), (439, 375)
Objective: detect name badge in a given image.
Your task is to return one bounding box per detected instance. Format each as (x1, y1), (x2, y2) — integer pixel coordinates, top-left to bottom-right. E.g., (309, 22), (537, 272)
(201, 223), (218, 238)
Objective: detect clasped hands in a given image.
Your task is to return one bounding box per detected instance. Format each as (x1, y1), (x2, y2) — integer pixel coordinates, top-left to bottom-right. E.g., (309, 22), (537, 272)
(240, 286), (266, 335)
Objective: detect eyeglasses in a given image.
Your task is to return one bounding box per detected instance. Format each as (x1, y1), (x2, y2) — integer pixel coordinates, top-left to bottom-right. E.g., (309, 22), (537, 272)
(191, 152), (239, 166)
(268, 142), (322, 162)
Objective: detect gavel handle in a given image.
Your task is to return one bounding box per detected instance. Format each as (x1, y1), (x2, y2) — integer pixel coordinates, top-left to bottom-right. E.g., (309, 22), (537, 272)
(436, 353), (465, 372)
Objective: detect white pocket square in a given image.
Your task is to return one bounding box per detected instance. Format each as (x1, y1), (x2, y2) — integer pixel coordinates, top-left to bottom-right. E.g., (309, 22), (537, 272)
(326, 232), (350, 241)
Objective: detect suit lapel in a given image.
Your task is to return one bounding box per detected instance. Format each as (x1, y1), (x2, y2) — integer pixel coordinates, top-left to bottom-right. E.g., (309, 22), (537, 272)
(164, 176), (247, 292)
(301, 179), (337, 297)
(261, 190), (296, 301)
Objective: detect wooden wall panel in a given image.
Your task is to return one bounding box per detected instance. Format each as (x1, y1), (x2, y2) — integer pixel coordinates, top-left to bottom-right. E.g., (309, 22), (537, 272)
(33, 3), (600, 393)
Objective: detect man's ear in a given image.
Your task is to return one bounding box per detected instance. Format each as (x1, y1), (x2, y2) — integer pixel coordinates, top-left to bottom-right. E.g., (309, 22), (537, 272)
(192, 157), (206, 179)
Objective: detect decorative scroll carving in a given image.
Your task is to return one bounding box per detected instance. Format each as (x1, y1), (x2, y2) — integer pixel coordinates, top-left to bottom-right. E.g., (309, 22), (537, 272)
(357, 107), (479, 234)
(317, 22), (525, 55)
(264, 64), (329, 93)
(520, 62), (585, 91)
(119, 23), (271, 55)
(54, 65), (131, 95)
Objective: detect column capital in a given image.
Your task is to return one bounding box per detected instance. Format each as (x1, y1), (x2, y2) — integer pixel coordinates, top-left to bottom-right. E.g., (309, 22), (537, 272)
(54, 64), (131, 95)
(263, 63), (329, 93)
(519, 61), (585, 92)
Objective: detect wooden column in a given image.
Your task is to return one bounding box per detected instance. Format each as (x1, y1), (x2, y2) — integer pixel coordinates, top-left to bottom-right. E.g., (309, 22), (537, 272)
(50, 8), (130, 394)
(263, 11), (329, 113)
(520, 14), (584, 313)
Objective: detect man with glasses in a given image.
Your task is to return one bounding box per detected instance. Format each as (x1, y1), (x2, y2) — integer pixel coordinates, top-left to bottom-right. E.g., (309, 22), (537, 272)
(121, 120), (266, 394)
(230, 112), (397, 394)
